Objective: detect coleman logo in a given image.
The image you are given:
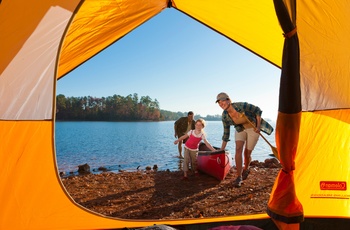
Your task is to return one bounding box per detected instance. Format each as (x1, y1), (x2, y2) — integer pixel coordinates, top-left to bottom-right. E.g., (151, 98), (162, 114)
(320, 181), (347, 190)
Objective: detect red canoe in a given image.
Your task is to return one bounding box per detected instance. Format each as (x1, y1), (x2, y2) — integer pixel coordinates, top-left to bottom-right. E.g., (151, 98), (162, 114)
(197, 142), (232, 181)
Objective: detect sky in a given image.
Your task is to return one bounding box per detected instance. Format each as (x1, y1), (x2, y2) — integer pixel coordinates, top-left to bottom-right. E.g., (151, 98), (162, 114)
(57, 8), (281, 120)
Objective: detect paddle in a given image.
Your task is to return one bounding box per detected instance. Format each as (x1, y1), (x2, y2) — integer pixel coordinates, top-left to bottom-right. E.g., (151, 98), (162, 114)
(241, 113), (279, 159)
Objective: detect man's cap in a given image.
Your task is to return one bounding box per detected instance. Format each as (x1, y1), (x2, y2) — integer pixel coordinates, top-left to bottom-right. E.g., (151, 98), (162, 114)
(215, 92), (230, 103)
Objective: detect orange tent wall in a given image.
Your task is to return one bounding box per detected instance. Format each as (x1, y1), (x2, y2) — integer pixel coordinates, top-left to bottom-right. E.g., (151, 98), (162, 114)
(1, 0), (349, 229)
(296, 110), (350, 217)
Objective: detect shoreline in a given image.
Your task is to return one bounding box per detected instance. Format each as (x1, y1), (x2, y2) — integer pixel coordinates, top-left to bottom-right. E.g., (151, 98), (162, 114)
(61, 158), (281, 220)
(59, 157), (279, 178)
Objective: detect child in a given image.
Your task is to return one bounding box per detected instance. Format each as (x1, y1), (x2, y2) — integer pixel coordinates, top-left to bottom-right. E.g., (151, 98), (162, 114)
(174, 118), (216, 180)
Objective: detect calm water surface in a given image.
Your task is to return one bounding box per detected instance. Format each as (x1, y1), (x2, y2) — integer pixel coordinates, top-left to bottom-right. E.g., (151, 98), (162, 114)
(55, 121), (276, 174)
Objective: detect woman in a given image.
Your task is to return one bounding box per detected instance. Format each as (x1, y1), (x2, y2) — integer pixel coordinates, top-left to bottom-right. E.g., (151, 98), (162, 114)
(216, 92), (273, 188)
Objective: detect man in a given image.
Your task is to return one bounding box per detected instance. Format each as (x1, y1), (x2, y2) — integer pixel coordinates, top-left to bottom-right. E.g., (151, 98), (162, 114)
(216, 92), (273, 188)
(174, 111), (195, 158)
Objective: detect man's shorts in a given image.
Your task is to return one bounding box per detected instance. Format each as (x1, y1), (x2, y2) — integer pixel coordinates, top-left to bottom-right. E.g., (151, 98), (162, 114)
(235, 128), (259, 150)
(177, 133), (189, 143)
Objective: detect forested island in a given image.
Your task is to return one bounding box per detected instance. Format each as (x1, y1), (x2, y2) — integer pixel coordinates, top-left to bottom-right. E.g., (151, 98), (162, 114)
(56, 93), (221, 121)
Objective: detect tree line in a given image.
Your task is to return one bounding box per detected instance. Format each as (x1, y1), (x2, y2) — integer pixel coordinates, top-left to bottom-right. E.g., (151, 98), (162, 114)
(56, 93), (221, 121)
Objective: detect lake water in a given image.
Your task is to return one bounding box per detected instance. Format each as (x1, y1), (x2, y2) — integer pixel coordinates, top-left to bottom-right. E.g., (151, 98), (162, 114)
(55, 120), (276, 174)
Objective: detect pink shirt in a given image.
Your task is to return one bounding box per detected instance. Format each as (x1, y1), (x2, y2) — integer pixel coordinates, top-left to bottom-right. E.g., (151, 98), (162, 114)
(185, 130), (206, 150)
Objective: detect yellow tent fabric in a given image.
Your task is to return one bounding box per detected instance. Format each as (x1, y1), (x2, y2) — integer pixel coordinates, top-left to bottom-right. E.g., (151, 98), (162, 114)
(1, 0), (349, 230)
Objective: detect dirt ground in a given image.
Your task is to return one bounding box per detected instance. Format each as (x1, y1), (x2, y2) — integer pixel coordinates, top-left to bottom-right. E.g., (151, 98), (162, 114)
(61, 159), (280, 220)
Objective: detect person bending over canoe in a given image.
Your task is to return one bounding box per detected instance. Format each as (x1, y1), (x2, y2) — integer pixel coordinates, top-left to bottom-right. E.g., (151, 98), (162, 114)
(174, 118), (216, 180)
(216, 92), (274, 188)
